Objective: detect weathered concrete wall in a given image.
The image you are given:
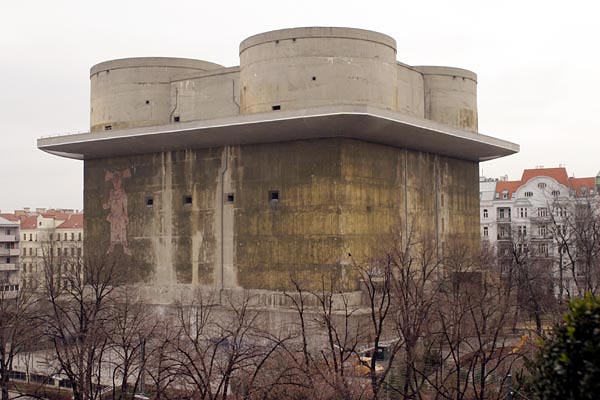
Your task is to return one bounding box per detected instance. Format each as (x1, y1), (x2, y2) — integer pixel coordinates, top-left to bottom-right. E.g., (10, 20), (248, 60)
(170, 67), (240, 122)
(84, 139), (479, 291)
(416, 66), (478, 132)
(396, 63), (425, 118)
(84, 149), (223, 285)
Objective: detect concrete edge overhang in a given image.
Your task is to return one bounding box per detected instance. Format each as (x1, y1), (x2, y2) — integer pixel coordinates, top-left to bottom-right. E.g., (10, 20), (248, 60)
(37, 105), (519, 162)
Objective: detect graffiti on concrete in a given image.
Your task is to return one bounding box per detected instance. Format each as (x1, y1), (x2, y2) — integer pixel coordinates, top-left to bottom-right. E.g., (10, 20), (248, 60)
(103, 168), (132, 255)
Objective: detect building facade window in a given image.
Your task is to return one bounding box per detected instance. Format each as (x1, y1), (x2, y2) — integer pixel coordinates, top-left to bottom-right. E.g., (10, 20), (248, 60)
(539, 243), (549, 256)
(538, 182), (547, 189)
(499, 226), (507, 238)
(538, 207), (548, 217)
(483, 209), (488, 218)
(552, 190), (560, 197)
(518, 225), (527, 237)
(483, 227), (488, 237)
(539, 225), (547, 237)
(502, 190), (509, 199)
(524, 191), (533, 197)
(518, 207), (528, 218)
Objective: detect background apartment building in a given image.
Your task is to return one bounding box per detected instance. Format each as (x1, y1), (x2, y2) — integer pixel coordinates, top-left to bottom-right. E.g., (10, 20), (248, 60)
(1, 208), (83, 289)
(0, 216), (20, 297)
(480, 166), (600, 296)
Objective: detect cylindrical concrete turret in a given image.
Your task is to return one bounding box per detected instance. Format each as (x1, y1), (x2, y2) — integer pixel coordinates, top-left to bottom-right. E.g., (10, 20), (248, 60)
(239, 27), (398, 114)
(90, 57), (223, 132)
(415, 66), (478, 132)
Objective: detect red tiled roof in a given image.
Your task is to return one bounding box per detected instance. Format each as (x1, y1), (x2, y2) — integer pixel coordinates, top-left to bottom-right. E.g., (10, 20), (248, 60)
(0, 213), (20, 222)
(56, 213), (84, 229)
(521, 168), (569, 187)
(496, 167), (596, 199)
(41, 212), (70, 221)
(569, 177), (595, 196)
(494, 180), (521, 200)
(19, 215), (38, 229)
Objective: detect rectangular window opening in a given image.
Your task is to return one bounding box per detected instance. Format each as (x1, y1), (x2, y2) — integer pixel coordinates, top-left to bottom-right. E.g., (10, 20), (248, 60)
(226, 193), (234, 203)
(269, 190), (280, 201)
(184, 195), (193, 206)
(271, 105), (281, 111)
(173, 116), (180, 122)
(104, 125), (112, 131)
(146, 197), (154, 208)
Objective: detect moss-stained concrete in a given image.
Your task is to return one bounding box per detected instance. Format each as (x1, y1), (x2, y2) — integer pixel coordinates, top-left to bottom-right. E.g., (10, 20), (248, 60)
(84, 138), (479, 291)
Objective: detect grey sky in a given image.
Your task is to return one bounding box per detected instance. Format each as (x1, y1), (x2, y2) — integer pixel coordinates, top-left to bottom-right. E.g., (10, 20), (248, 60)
(1, 0), (598, 212)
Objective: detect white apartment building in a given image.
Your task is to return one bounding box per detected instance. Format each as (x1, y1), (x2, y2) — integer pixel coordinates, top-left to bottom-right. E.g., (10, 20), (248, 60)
(480, 167), (600, 296)
(0, 216), (20, 297)
(1, 209), (83, 289)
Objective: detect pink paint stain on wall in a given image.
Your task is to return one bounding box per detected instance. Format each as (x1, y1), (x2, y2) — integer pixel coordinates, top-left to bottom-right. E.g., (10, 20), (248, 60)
(103, 168), (132, 255)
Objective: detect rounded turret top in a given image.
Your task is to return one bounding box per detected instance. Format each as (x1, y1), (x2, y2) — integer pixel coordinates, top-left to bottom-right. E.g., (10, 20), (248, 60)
(414, 66), (477, 83)
(239, 27), (398, 114)
(90, 57), (223, 132)
(90, 57), (223, 77)
(239, 27), (397, 54)
(414, 65), (479, 131)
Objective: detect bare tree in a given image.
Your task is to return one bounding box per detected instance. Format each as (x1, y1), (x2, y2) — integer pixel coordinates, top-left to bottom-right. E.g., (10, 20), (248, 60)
(549, 196), (600, 298)
(421, 244), (523, 400)
(41, 247), (122, 400)
(0, 285), (41, 400)
(143, 314), (180, 400)
(105, 287), (156, 400)
(165, 290), (284, 400)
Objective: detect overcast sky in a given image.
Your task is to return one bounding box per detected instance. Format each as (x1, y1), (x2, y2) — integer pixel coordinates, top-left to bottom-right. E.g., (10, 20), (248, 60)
(1, 0), (599, 212)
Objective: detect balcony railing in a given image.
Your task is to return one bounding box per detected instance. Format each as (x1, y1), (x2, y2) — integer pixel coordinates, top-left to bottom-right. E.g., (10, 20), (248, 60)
(0, 248), (20, 256)
(530, 235), (554, 241)
(496, 216), (511, 223)
(530, 215), (552, 223)
(0, 264), (18, 271)
(0, 235), (17, 242)
(0, 290), (17, 299)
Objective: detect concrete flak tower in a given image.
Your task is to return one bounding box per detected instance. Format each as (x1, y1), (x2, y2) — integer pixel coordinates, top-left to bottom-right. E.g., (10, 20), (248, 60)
(39, 27), (518, 293)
